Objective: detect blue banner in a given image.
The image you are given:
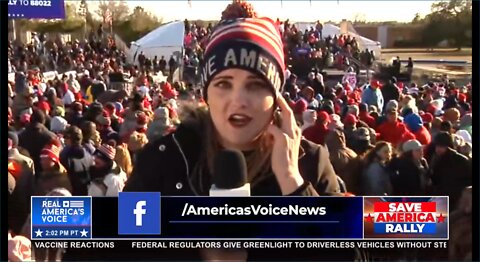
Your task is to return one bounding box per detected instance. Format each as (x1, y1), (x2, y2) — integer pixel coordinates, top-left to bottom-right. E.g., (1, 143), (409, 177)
(88, 197), (364, 239)
(8, 0), (65, 19)
(31, 196), (92, 240)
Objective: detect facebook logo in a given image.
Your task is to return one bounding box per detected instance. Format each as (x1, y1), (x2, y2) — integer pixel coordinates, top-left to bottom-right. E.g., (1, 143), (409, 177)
(118, 192), (161, 235)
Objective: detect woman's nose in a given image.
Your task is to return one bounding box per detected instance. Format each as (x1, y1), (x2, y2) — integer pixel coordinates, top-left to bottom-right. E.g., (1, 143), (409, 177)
(229, 88), (250, 108)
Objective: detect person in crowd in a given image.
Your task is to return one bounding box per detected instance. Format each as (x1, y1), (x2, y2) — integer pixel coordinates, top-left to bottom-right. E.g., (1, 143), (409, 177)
(8, 132), (35, 176)
(306, 72), (325, 97)
(449, 186), (472, 261)
(389, 139), (430, 195)
(303, 110), (331, 145)
(301, 86), (320, 109)
(343, 113), (358, 147)
(362, 141), (393, 196)
(358, 103), (376, 128)
(381, 77), (400, 111)
(18, 109), (58, 176)
(12, 86), (35, 119)
(8, 133), (35, 236)
(361, 80), (384, 114)
(88, 144), (127, 197)
(301, 109), (317, 132)
(80, 121), (98, 155)
(60, 126), (94, 196)
(376, 108), (415, 148)
(429, 132), (471, 210)
(349, 127), (374, 156)
(324, 129), (358, 188)
(404, 113), (431, 145)
(37, 144), (71, 195)
(147, 106), (175, 142)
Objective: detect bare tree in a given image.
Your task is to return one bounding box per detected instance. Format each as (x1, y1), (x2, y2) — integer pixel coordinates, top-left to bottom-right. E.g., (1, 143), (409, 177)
(95, 0), (130, 23)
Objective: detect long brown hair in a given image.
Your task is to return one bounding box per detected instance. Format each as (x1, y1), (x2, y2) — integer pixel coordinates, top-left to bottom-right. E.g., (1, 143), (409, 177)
(363, 141), (392, 167)
(186, 106), (273, 195)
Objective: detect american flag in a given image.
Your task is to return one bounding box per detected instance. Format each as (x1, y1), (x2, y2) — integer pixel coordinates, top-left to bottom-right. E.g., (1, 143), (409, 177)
(104, 10), (112, 25)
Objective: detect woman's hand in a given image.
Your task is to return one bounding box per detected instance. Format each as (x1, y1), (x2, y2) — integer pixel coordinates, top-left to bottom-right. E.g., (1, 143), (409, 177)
(266, 93), (304, 195)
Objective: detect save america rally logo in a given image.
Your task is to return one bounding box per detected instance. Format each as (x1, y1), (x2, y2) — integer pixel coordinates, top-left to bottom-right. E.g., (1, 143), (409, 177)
(363, 197), (448, 239)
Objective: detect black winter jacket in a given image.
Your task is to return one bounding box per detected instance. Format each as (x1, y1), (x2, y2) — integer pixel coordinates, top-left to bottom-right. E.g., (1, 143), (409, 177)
(125, 119), (341, 197)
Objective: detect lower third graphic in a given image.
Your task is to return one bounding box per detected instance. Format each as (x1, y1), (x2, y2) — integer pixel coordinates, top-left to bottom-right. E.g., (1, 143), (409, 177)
(31, 196), (92, 240)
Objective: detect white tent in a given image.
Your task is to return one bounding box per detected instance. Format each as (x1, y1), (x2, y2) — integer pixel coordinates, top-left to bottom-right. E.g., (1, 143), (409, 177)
(324, 23), (382, 58)
(127, 21), (185, 66)
(294, 22), (382, 58)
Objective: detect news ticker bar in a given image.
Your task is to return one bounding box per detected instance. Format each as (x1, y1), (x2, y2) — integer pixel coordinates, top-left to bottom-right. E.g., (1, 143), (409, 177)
(32, 240), (449, 260)
(31, 196), (449, 240)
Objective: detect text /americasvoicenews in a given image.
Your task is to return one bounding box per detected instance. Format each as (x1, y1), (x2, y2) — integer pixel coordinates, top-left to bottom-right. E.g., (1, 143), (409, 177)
(181, 203), (327, 217)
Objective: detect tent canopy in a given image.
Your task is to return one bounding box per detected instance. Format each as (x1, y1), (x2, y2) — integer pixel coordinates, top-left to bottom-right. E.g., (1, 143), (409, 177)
(134, 21), (185, 48)
(128, 21), (185, 65)
(294, 22), (382, 57)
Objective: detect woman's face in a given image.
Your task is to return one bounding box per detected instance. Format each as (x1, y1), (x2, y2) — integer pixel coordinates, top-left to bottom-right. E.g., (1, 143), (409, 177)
(207, 69), (275, 151)
(377, 144), (392, 162)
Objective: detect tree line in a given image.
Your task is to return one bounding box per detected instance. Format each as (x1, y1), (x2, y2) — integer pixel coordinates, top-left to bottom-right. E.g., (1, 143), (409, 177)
(15, 0), (164, 45)
(13, 0), (472, 48)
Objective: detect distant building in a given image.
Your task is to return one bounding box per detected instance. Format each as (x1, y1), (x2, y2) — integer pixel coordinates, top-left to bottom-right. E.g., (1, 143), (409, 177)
(355, 24), (423, 48)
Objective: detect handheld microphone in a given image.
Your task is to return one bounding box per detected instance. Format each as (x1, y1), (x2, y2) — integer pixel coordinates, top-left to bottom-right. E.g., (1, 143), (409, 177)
(209, 149), (250, 196)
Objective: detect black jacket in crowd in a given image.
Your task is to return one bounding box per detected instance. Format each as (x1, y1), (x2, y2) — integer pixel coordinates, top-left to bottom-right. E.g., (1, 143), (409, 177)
(18, 122), (57, 176)
(381, 82), (400, 108)
(429, 148), (471, 210)
(388, 156), (430, 196)
(125, 118), (341, 196)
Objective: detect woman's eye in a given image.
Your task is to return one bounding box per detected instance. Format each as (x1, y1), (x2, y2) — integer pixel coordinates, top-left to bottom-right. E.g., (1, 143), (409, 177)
(247, 82), (268, 92)
(213, 81), (231, 89)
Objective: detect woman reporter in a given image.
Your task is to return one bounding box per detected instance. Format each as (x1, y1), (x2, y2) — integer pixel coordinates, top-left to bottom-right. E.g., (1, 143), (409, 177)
(124, 20), (340, 198)
(122, 2), (355, 261)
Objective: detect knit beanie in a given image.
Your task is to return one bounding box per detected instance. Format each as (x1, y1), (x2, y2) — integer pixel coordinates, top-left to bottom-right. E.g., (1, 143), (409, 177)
(201, 10), (285, 99)
(94, 144), (116, 164)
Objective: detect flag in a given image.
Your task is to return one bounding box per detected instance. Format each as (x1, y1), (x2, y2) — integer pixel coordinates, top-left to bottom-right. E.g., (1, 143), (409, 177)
(104, 10), (112, 25)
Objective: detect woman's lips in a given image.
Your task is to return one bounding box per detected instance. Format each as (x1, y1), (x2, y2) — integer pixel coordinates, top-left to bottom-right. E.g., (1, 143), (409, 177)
(228, 114), (252, 128)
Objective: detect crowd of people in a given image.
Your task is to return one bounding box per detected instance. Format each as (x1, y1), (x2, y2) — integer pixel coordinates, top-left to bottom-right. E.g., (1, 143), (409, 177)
(181, 17), (375, 85)
(7, 2), (472, 261)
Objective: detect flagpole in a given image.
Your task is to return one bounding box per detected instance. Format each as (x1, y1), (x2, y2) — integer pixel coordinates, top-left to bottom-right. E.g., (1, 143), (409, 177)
(110, 12), (113, 36)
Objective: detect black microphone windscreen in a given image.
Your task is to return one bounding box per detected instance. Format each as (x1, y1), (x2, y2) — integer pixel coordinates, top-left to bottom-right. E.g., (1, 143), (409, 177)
(213, 149), (247, 189)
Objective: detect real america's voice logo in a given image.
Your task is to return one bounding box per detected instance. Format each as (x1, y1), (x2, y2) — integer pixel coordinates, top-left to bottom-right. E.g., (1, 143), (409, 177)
(118, 192), (161, 235)
(363, 197), (449, 239)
